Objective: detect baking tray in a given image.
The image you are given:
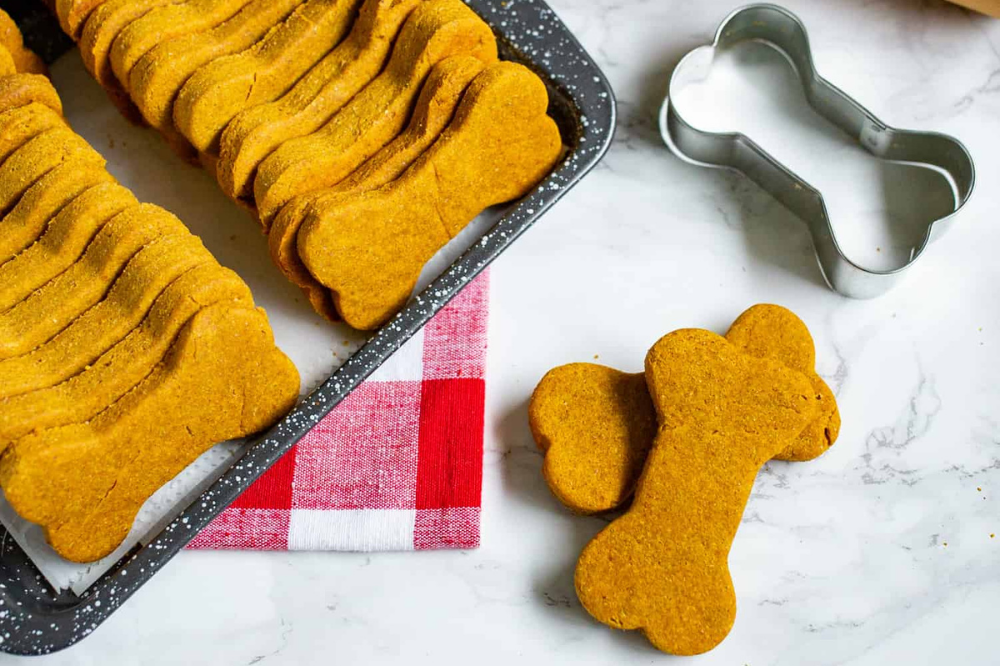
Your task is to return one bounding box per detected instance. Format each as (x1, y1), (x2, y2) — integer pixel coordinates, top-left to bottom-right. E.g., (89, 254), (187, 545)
(0, 0), (615, 654)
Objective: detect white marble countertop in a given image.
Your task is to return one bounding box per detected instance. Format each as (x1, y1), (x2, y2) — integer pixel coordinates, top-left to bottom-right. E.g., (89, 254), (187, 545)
(18, 0), (1000, 663)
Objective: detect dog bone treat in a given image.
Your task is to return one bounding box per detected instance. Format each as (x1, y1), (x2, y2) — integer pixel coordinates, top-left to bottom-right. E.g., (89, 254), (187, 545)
(529, 304), (842, 513)
(0, 304), (299, 562)
(0, 204), (188, 359)
(0, 75), (63, 119)
(129, 0), (303, 134)
(0, 10), (46, 75)
(574, 329), (822, 655)
(0, 127), (105, 217)
(56, 0), (113, 39)
(0, 104), (65, 168)
(269, 54), (484, 320)
(0, 161), (115, 263)
(109, 0), (255, 92)
(0, 264), (252, 444)
(216, 0), (422, 201)
(253, 0), (497, 224)
(0, 182), (136, 312)
(298, 61), (561, 329)
(174, 0), (362, 153)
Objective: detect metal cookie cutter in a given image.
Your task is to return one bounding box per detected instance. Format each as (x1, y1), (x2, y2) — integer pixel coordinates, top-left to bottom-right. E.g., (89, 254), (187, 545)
(658, 3), (976, 299)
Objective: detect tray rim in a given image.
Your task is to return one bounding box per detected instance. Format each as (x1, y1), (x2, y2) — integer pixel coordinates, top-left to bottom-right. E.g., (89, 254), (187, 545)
(0, 0), (617, 654)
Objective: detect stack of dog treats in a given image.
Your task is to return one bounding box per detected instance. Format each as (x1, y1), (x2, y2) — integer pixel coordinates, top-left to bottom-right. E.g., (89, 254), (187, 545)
(0, 14), (300, 564)
(53, 0), (563, 330)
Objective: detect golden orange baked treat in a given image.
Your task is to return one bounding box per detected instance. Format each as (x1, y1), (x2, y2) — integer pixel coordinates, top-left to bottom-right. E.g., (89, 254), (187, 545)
(0, 126), (105, 215)
(0, 264), (252, 442)
(109, 0), (256, 93)
(575, 329), (823, 655)
(269, 54), (485, 320)
(216, 0), (422, 201)
(0, 45), (16, 77)
(0, 161), (115, 262)
(253, 0), (497, 224)
(0, 73), (63, 118)
(0, 10), (47, 75)
(56, 0), (113, 39)
(0, 204), (186, 359)
(297, 61), (561, 329)
(0, 304), (299, 562)
(0, 104), (65, 167)
(174, 0), (362, 153)
(529, 304), (842, 513)
(0, 182), (136, 311)
(128, 0), (303, 135)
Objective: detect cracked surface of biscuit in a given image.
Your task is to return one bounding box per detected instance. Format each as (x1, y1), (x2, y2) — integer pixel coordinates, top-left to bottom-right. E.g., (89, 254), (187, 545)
(269, 54), (484, 320)
(574, 329), (821, 655)
(216, 0), (423, 201)
(0, 263), (252, 444)
(174, 0), (362, 153)
(0, 304), (299, 563)
(0, 181), (136, 312)
(297, 61), (561, 330)
(253, 0), (497, 224)
(128, 0), (303, 133)
(0, 204), (186, 360)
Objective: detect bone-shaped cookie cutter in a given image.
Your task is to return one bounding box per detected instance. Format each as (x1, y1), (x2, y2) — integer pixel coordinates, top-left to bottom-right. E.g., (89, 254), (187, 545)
(658, 3), (976, 299)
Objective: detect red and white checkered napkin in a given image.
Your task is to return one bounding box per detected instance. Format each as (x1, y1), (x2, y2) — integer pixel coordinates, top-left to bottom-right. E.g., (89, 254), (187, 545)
(187, 272), (489, 552)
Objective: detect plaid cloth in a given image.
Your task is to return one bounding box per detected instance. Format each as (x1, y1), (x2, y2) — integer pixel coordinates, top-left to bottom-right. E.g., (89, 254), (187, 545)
(186, 272), (489, 552)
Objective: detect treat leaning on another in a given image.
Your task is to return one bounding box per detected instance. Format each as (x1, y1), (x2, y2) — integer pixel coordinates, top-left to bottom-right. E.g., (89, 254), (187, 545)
(173, 0), (363, 153)
(0, 10), (46, 75)
(268, 54), (486, 320)
(297, 60), (562, 329)
(0, 74), (63, 119)
(252, 0), (498, 225)
(215, 0), (424, 201)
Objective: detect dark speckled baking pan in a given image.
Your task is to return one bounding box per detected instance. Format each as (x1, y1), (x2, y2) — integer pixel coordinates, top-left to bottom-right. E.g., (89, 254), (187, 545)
(0, 0), (615, 654)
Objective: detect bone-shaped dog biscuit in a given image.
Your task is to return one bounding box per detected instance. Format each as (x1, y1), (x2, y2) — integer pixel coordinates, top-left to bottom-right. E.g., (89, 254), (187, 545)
(0, 127), (105, 217)
(253, 0), (497, 224)
(574, 329), (822, 655)
(0, 104), (65, 169)
(269, 54), (485, 320)
(0, 161), (115, 263)
(0, 182), (136, 312)
(0, 204), (188, 359)
(0, 74), (62, 117)
(56, 0), (113, 39)
(297, 61), (561, 329)
(0, 304), (299, 562)
(0, 263), (252, 444)
(109, 0), (256, 93)
(129, 0), (302, 133)
(529, 304), (841, 513)
(0, 10), (46, 75)
(216, 0), (423, 200)
(174, 0), (362, 153)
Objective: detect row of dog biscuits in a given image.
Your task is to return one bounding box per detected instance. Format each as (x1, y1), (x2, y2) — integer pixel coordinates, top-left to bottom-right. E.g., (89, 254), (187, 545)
(528, 305), (841, 655)
(0, 21), (300, 563)
(54, 0), (562, 330)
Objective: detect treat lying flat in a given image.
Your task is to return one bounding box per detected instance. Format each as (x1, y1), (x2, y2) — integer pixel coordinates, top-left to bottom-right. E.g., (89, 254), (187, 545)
(0, 161), (115, 263)
(253, 0), (497, 224)
(0, 204), (187, 359)
(0, 126), (105, 216)
(269, 54), (484, 320)
(216, 0), (422, 201)
(174, 0), (362, 153)
(110, 0), (256, 93)
(0, 75), (63, 120)
(575, 329), (822, 655)
(56, 0), (112, 39)
(0, 181), (136, 311)
(0, 304), (299, 562)
(0, 264), (252, 442)
(0, 10), (47, 75)
(129, 0), (303, 133)
(529, 304), (842, 513)
(298, 61), (561, 329)
(0, 103), (65, 167)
